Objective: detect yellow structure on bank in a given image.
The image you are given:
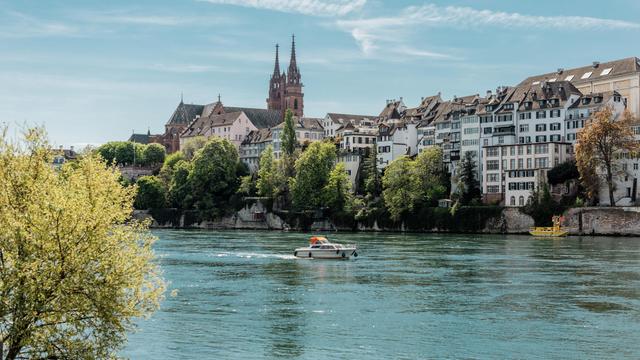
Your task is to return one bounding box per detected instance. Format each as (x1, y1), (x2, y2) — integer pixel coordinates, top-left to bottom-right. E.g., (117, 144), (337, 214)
(529, 216), (568, 237)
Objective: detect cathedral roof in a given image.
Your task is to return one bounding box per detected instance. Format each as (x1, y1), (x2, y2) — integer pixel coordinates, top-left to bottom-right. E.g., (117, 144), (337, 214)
(166, 101), (205, 126)
(225, 107), (282, 129)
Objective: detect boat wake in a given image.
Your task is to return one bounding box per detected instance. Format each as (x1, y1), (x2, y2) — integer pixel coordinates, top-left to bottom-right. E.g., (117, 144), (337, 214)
(213, 251), (296, 260)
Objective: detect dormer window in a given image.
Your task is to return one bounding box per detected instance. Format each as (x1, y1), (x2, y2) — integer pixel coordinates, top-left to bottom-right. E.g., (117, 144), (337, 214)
(594, 96), (603, 104)
(614, 95), (621, 102)
(504, 103), (514, 110)
(581, 71), (592, 79)
(525, 101), (532, 109)
(582, 98), (590, 105)
(539, 100), (546, 107)
(600, 68), (612, 76)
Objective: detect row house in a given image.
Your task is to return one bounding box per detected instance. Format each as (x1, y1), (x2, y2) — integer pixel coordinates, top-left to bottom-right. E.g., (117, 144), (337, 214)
(336, 119), (378, 187)
(272, 117), (324, 159)
(239, 128), (272, 173)
(322, 113), (378, 138)
(376, 120), (418, 170)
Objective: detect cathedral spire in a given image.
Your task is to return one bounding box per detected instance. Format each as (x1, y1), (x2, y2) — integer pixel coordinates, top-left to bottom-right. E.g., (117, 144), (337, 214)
(272, 44), (280, 77)
(288, 34), (297, 75)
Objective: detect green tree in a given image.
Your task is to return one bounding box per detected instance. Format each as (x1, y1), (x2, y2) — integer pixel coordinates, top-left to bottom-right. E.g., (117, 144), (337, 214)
(142, 143), (166, 166)
(382, 156), (415, 221)
(455, 151), (481, 205)
(281, 109), (297, 157)
(188, 137), (239, 218)
(159, 151), (186, 184)
(134, 175), (166, 209)
(290, 141), (337, 210)
(413, 147), (447, 206)
(0, 128), (164, 359)
(361, 146), (381, 196)
(167, 160), (192, 209)
(323, 162), (353, 213)
(256, 145), (277, 198)
(181, 136), (208, 160)
(237, 175), (257, 196)
(96, 141), (135, 165)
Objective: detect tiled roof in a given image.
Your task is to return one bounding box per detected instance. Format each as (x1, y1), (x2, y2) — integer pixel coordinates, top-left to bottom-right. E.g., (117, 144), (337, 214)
(568, 90), (622, 109)
(517, 57), (640, 87)
(181, 111), (244, 137)
(128, 133), (151, 144)
(225, 107), (282, 129)
(272, 117), (324, 130)
(326, 113), (378, 124)
(515, 81), (582, 112)
(241, 128), (272, 145)
(166, 101), (205, 126)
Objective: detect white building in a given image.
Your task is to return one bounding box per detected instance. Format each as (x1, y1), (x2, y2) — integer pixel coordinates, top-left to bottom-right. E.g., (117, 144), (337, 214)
(272, 117), (324, 159)
(239, 128), (272, 173)
(376, 120), (418, 170)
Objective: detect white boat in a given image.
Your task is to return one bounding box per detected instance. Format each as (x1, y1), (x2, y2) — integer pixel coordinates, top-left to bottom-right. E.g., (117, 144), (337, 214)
(294, 236), (358, 259)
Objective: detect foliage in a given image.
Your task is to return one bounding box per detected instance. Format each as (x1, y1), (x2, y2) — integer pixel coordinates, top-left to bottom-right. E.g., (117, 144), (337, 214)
(522, 183), (565, 226)
(455, 151), (481, 205)
(290, 141), (337, 210)
(181, 136), (208, 160)
(413, 147), (448, 206)
(360, 146), (381, 196)
(0, 128), (164, 359)
(256, 145), (277, 198)
(281, 109), (297, 157)
(323, 162), (353, 213)
(134, 175), (166, 209)
(547, 160), (580, 185)
(575, 108), (639, 206)
(238, 175), (257, 196)
(167, 160), (192, 209)
(142, 143), (166, 166)
(159, 151), (186, 183)
(382, 156), (416, 221)
(188, 137), (239, 218)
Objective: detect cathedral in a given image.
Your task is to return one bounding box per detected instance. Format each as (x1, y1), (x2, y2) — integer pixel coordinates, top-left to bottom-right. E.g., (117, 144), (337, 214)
(129, 35), (304, 153)
(266, 35), (304, 118)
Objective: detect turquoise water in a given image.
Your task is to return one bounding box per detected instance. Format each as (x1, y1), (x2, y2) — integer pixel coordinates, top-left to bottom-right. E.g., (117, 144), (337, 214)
(123, 230), (640, 359)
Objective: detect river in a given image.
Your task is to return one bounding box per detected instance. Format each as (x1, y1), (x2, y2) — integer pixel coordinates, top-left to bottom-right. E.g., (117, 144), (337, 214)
(122, 230), (640, 359)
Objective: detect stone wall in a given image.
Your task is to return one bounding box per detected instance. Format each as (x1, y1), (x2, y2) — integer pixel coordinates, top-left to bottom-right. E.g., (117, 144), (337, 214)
(563, 207), (640, 236)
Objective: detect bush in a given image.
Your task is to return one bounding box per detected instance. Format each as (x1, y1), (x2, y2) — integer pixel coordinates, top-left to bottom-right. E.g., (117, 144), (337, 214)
(134, 176), (166, 209)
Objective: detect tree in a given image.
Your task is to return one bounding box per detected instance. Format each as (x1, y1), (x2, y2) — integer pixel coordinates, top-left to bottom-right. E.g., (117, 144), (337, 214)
(181, 136), (208, 160)
(575, 108), (639, 206)
(361, 146), (381, 196)
(134, 176), (166, 209)
(0, 128), (164, 359)
(547, 160), (580, 185)
(455, 151), (481, 205)
(290, 141), (336, 210)
(159, 151), (186, 184)
(323, 162), (353, 213)
(281, 109), (297, 157)
(382, 156), (415, 221)
(188, 138), (239, 218)
(96, 141), (135, 165)
(413, 147), (448, 206)
(142, 143), (166, 166)
(167, 160), (192, 209)
(256, 145), (277, 198)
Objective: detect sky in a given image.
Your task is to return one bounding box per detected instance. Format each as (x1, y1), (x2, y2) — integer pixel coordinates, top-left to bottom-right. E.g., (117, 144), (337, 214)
(1, 0), (640, 148)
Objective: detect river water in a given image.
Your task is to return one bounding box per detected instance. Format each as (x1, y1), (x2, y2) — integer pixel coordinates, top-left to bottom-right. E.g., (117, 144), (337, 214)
(122, 230), (640, 359)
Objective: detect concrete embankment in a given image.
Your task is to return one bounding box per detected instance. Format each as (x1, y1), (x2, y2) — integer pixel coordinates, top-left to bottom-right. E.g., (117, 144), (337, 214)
(133, 203), (640, 236)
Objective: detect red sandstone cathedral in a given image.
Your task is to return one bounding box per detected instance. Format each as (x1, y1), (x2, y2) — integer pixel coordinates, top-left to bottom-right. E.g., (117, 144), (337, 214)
(266, 35), (304, 118)
(130, 35), (304, 153)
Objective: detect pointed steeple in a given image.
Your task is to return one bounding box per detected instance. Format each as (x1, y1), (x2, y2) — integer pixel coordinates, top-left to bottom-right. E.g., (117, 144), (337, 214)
(272, 44), (281, 77)
(287, 34), (299, 83)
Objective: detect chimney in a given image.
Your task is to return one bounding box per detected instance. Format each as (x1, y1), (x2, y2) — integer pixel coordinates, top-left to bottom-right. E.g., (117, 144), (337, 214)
(399, 96), (403, 103)
(486, 90), (492, 98)
(557, 68), (564, 74)
(592, 61), (600, 68)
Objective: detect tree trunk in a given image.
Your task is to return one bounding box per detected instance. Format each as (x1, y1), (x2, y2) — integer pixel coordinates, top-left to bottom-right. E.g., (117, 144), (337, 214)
(607, 167), (615, 207)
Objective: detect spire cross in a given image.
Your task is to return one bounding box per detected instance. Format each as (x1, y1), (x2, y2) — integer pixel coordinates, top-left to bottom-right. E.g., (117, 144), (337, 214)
(218, 93), (221, 102)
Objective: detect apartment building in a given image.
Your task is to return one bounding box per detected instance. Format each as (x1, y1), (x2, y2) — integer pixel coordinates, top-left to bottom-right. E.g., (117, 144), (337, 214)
(239, 128), (272, 173)
(272, 117), (324, 159)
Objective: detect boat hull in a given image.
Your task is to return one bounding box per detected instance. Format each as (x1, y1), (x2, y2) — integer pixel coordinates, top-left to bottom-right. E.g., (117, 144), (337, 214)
(294, 248), (357, 259)
(529, 229), (568, 237)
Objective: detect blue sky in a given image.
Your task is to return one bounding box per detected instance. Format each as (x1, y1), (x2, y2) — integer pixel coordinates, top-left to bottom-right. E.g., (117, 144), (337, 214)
(1, 0), (639, 147)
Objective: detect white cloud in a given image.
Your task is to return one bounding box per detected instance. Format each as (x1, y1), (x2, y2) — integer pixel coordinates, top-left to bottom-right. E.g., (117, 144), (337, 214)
(336, 3), (640, 58)
(0, 11), (78, 38)
(198, 0), (366, 17)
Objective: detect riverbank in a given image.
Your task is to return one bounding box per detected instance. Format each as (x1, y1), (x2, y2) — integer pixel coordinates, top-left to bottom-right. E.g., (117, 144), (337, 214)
(133, 204), (640, 236)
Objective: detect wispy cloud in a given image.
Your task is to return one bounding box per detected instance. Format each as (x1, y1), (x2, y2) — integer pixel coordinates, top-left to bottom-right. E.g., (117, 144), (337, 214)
(198, 0), (366, 17)
(336, 3), (640, 58)
(0, 10), (78, 38)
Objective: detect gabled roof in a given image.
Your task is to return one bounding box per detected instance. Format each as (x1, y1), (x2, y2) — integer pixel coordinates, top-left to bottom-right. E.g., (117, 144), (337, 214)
(128, 133), (151, 144)
(225, 107), (282, 129)
(326, 113), (378, 124)
(517, 57), (640, 87)
(272, 117), (324, 130)
(515, 81), (582, 112)
(568, 90), (622, 109)
(166, 101), (205, 126)
(241, 128), (272, 146)
(181, 111), (244, 138)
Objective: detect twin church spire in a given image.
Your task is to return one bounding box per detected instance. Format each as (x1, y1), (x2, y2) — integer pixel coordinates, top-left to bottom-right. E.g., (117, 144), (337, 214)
(267, 35), (303, 118)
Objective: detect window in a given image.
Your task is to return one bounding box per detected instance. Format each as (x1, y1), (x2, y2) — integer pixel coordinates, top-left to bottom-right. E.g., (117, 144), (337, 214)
(550, 110), (561, 117)
(498, 136), (504, 144)
(487, 173), (499, 182)
(484, 127), (493, 134)
(536, 124), (547, 132)
(550, 123), (561, 131)
(600, 68), (612, 76)
(581, 71), (592, 79)
(520, 124), (529, 132)
(518, 158), (523, 169)
(534, 144), (549, 154)
(486, 147), (499, 157)
(535, 135), (547, 143)
(550, 134), (561, 142)
(510, 159), (516, 170)
(565, 75), (575, 81)
(519, 112), (532, 120)
(510, 196), (516, 206)
(487, 160), (500, 170)
(548, 78), (557, 82)
(536, 111), (546, 119)
(527, 158), (532, 169)
(519, 196), (525, 206)
(487, 185), (500, 193)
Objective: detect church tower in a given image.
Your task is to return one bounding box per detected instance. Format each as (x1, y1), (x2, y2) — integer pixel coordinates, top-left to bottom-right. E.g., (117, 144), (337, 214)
(284, 34), (304, 117)
(267, 35), (303, 118)
(267, 44), (286, 112)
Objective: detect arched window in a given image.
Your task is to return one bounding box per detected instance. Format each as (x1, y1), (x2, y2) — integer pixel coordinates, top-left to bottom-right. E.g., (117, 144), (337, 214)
(510, 196), (516, 206)
(519, 196), (524, 206)
(294, 98), (298, 110)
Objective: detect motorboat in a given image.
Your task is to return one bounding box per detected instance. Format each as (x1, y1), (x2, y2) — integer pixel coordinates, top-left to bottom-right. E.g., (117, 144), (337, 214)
(529, 215), (568, 237)
(294, 236), (358, 259)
